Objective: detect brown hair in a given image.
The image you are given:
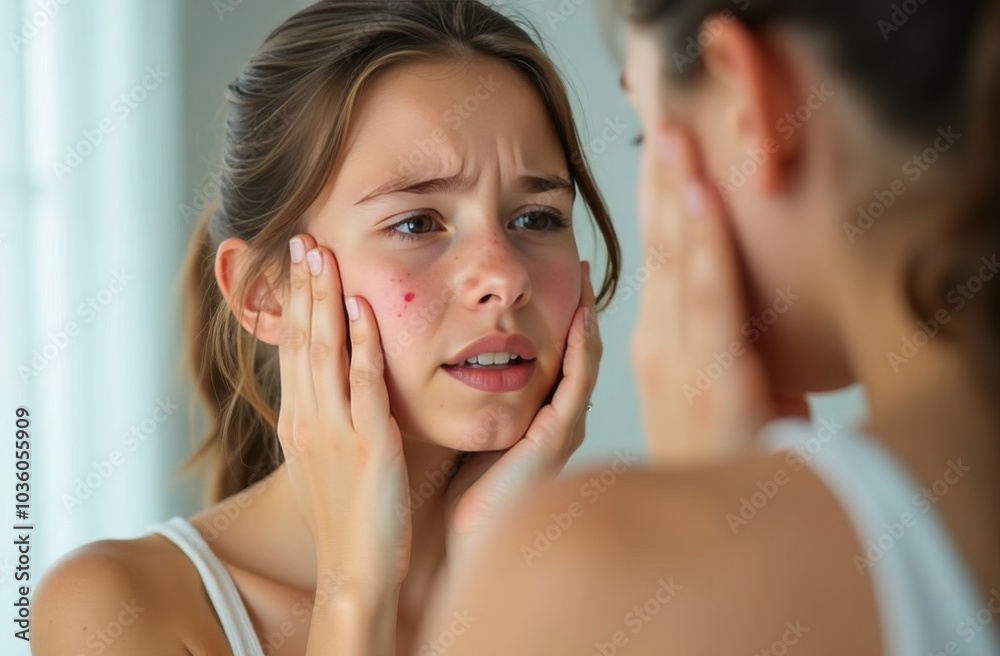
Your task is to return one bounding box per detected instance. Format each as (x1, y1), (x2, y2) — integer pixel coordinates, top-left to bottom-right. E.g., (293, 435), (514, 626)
(180, 0), (623, 504)
(618, 0), (1000, 385)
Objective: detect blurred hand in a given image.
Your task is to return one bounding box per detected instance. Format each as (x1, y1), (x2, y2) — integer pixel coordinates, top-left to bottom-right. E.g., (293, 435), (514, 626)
(631, 127), (806, 466)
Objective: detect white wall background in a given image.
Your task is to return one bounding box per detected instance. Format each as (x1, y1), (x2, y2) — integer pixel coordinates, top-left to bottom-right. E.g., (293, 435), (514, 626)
(2, 2), (865, 653)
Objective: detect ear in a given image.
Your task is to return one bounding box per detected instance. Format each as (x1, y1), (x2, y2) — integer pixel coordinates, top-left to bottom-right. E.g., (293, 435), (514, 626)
(698, 15), (801, 193)
(214, 237), (284, 346)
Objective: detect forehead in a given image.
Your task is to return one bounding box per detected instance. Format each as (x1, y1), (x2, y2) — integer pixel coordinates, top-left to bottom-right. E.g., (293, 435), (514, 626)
(336, 56), (567, 181)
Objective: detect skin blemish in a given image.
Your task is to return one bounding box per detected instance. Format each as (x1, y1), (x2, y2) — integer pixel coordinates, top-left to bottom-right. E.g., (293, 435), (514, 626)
(404, 292), (415, 303)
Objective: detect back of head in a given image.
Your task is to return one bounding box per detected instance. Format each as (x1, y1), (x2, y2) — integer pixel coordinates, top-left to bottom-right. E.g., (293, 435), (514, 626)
(619, 0), (1000, 390)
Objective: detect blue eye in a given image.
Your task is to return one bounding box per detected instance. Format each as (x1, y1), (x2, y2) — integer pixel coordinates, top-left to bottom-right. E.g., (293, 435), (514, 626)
(387, 215), (443, 241)
(510, 209), (571, 231)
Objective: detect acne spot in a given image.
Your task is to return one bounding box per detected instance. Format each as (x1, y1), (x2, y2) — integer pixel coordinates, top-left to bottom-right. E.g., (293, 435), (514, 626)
(404, 292), (415, 303)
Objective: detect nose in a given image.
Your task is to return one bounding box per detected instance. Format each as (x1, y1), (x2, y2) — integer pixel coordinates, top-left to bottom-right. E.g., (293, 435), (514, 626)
(454, 227), (531, 312)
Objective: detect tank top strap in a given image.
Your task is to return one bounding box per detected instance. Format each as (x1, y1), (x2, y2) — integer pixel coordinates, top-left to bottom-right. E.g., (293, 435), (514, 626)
(759, 417), (1000, 656)
(146, 516), (265, 656)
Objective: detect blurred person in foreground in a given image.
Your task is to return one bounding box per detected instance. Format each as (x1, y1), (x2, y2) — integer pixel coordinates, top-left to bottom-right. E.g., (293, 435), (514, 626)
(417, 0), (1000, 653)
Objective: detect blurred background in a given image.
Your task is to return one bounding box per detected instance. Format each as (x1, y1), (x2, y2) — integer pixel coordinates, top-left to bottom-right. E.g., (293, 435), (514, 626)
(1, 2), (865, 651)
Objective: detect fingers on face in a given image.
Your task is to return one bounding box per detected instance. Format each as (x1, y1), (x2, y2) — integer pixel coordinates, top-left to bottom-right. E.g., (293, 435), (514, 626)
(306, 245), (350, 422)
(580, 260), (602, 363)
(345, 294), (392, 437)
(551, 304), (595, 429)
(278, 233), (319, 451)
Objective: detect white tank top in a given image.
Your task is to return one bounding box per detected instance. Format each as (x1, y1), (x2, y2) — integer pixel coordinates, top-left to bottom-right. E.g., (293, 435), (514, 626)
(761, 417), (1000, 656)
(146, 516), (265, 656)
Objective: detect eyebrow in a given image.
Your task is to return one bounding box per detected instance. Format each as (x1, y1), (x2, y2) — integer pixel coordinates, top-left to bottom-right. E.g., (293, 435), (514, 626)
(354, 172), (575, 206)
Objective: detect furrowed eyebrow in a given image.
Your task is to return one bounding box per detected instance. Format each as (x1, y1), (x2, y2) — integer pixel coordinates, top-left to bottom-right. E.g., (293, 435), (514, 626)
(520, 173), (575, 197)
(353, 172), (574, 206)
(354, 174), (472, 206)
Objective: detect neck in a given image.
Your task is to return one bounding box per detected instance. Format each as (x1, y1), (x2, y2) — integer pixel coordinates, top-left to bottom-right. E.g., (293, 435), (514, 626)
(199, 436), (464, 622)
(839, 271), (1000, 593)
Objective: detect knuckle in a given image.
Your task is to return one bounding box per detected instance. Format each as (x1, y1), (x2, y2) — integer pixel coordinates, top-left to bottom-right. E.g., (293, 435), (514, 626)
(280, 326), (308, 351)
(289, 270), (309, 291)
(349, 363), (376, 389)
(309, 339), (332, 365)
(311, 281), (329, 303)
(277, 419), (308, 456)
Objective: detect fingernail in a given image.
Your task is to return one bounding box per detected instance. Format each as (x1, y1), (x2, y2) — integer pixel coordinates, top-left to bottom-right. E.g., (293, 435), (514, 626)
(345, 297), (359, 321)
(683, 181), (705, 219)
(307, 249), (323, 276)
(289, 237), (305, 263)
(656, 132), (680, 166)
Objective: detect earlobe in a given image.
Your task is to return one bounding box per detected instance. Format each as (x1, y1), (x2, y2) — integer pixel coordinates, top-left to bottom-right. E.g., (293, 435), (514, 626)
(701, 17), (800, 194)
(214, 237), (284, 346)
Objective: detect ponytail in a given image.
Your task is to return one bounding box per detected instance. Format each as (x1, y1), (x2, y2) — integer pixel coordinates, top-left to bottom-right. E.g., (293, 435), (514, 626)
(177, 202), (283, 504)
(920, 0), (1000, 387)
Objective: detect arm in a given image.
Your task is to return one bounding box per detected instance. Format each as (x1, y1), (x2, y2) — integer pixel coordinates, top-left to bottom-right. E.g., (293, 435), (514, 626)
(307, 582), (400, 656)
(31, 544), (188, 655)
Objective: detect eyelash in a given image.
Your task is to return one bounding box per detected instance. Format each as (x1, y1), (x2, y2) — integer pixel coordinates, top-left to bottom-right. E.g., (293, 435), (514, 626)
(632, 133), (644, 147)
(386, 209), (571, 242)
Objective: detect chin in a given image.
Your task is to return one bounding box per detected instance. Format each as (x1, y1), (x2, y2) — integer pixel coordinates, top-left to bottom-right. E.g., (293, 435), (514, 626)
(398, 396), (542, 452)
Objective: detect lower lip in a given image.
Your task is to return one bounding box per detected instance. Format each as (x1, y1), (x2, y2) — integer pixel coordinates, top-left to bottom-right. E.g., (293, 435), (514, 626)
(442, 360), (535, 393)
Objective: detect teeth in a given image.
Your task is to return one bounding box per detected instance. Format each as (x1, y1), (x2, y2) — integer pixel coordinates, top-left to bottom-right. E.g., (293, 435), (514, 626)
(463, 352), (519, 366)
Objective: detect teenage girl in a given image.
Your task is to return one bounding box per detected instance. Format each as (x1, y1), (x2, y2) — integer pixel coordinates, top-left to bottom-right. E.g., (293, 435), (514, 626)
(30, 2), (621, 654)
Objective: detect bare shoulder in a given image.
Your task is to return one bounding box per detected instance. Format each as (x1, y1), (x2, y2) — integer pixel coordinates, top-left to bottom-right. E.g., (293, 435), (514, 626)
(419, 453), (883, 655)
(31, 534), (220, 655)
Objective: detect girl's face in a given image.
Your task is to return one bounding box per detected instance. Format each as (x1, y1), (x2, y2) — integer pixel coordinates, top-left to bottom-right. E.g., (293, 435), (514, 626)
(304, 56), (582, 451)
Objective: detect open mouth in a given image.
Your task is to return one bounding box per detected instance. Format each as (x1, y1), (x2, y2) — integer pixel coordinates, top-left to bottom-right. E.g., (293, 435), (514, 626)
(441, 352), (536, 392)
(442, 334), (539, 393)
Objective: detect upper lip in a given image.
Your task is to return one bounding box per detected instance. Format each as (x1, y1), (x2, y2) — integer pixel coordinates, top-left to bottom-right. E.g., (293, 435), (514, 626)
(444, 333), (538, 366)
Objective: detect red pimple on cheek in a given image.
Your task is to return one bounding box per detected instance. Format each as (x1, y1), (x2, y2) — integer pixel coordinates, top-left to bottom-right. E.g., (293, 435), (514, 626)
(404, 292), (415, 303)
